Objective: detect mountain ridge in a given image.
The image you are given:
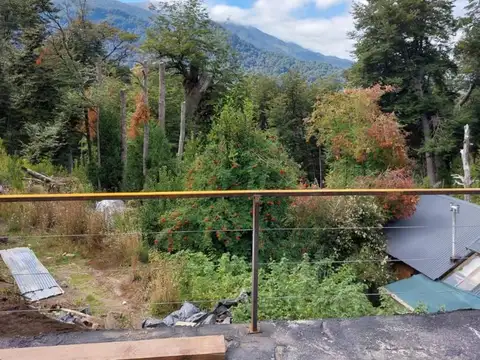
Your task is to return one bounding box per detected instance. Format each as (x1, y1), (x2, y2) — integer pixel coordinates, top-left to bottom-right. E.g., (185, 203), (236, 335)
(221, 22), (352, 69)
(53, 0), (351, 79)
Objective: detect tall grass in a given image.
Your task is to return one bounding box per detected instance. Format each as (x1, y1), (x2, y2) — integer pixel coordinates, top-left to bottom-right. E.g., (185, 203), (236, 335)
(0, 200), (143, 269)
(145, 253), (184, 316)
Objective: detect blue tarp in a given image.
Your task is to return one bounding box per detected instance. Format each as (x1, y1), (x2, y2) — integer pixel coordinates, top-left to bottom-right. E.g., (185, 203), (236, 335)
(385, 274), (480, 313)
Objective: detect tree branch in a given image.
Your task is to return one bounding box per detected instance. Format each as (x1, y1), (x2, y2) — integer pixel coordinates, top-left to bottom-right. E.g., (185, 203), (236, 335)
(458, 82), (476, 107)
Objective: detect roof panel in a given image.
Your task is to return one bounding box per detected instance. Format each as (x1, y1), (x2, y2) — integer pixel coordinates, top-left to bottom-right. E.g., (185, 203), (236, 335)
(385, 274), (480, 313)
(386, 195), (480, 280)
(0, 247), (63, 302)
(468, 238), (480, 254)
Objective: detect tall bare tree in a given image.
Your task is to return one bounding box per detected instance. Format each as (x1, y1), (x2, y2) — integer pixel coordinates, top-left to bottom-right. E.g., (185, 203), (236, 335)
(158, 62), (166, 131)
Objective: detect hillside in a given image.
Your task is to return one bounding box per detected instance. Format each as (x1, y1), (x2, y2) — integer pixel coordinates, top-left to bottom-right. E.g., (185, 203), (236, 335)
(222, 22), (352, 69)
(53, 0), (350, 79)
(230, 34), (341, 81)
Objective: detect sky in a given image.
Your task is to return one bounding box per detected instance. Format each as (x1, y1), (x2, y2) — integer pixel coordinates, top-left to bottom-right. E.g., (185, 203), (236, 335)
(121, 0), (470, 60)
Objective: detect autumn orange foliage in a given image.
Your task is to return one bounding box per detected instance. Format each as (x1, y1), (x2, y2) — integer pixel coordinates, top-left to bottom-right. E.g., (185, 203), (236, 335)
(128, 93), (150, 139)
(356, 169), (419, 220)
(310, 84), (409, 168)
(35, 47), (51, 65)
(307, 85), (418, 220)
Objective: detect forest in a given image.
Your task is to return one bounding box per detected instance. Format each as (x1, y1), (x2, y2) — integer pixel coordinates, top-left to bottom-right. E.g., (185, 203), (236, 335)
(0, 0), (479, 322)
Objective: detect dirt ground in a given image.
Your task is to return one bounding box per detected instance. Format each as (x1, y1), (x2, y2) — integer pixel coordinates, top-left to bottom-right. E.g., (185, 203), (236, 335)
(0, 293), (82, 337)
(0, 236), (152, 337)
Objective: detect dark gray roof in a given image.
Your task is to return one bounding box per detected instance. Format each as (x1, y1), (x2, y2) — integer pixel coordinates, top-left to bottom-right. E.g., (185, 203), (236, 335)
(386, 195), (480, 280)
(468, 238), (480, 254)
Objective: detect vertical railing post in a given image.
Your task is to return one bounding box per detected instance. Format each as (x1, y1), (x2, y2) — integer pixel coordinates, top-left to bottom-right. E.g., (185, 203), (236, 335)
(250, 195), (260, 333)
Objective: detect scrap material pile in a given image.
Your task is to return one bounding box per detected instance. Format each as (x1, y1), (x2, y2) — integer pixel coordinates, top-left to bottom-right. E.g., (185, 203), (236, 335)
(142, 291), (249, 328)
(0, 247), (100, 331)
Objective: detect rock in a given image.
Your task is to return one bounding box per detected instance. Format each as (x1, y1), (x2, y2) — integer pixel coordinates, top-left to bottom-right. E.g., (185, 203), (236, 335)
(0, 236), (8, 244)
(122, 301), (127, 305)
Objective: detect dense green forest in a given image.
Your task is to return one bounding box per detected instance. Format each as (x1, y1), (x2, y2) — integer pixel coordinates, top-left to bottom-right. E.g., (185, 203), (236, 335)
(0, 0), (479, 321)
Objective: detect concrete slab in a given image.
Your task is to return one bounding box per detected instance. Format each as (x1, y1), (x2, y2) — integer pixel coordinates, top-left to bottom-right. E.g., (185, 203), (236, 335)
(2, 311), (480, 359)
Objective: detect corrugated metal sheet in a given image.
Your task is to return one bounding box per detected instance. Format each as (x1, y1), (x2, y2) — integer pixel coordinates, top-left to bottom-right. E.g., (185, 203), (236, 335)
(468, 239), (480, 254)
(386, 195), (480, 280)
(0, 247), (63, 302)
(385, 274), (480, 313)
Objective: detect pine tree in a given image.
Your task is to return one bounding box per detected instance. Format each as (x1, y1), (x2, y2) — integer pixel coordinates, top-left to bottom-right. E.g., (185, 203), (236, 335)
(0, 0), (59, 154)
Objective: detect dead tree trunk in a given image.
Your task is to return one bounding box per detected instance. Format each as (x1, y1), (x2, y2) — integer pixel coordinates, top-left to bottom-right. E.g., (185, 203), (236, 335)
(415, 70), (437, 187)
(142, 63), (149, 178)
(183, 73), (212, 120)
(120, 89), (127, 186)
(177, 101), (186, 159)
(21, 167), (54, 183)
(84, 109), (93, 163)
(96, 62), (103, 189)
(422, 115), (437, 187)
(96, 62), (102, 168)
(319, 146), (324, 189)
(431, 114), (443, 179)
(158, 62), (166, 131)
(461, 124), (472, 202)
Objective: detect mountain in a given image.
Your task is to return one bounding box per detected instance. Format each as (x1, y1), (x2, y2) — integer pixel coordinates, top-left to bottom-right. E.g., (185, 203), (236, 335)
(53, 0), (152, 34)
(53, 0), (351, 79)
(230, 34), (340, 81)
(222, 22), (352, 69)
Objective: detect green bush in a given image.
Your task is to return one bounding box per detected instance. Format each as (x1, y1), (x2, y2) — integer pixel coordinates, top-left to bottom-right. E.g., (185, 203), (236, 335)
(148, 251), (397, 322)
(141, 167), (182, 245)
(287, 194), (386, 260)
(0, 140), (24, 190)
(152, 98), (300, 260)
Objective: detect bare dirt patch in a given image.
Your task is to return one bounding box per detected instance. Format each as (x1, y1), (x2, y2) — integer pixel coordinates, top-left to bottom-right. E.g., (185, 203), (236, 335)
(0, 235), (151, 334)
(41, 263), (149, 329)
(0, 293), (82, 337)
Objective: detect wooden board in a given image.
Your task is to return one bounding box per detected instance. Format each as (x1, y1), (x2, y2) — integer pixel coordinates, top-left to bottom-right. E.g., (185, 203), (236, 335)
(0, 335), (225, 360)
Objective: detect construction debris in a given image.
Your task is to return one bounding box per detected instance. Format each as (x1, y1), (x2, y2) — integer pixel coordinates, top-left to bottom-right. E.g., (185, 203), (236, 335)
(142, 291), (249, 329)
(55, 308), (100, 330)
(0, 247), (64, 302)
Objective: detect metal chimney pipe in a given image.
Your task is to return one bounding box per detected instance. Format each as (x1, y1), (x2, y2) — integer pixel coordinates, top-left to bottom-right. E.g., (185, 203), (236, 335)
(450, 203), (460, 262)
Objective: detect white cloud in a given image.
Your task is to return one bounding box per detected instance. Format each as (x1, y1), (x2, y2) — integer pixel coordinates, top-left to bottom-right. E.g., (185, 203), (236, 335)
(209, 0), (468, 60)
(210, 5), (251, 23)
(315, 0), (346, 9)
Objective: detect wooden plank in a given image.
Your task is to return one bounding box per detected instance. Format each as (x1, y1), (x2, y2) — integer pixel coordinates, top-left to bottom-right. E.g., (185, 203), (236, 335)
(0, 335), (225, 360)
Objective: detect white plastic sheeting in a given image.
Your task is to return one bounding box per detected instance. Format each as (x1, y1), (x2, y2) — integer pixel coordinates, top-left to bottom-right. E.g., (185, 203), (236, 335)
(95, 200), (126, 225)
